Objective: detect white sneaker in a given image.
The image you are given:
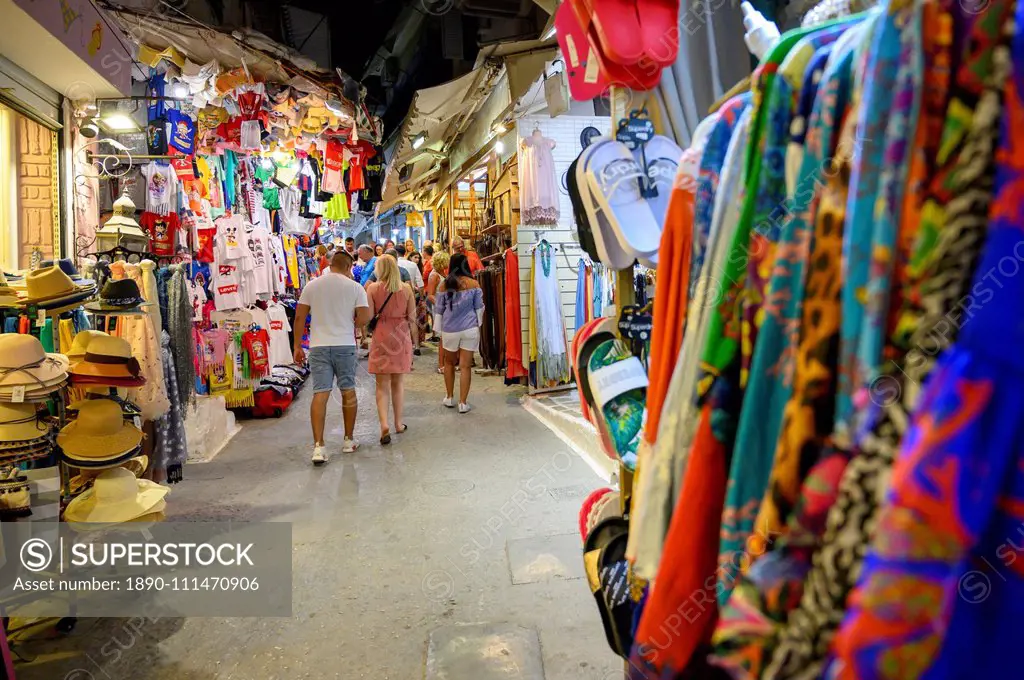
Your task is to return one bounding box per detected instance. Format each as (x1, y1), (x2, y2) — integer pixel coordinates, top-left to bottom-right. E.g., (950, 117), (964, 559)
(442, 396), (455, 409)
(342, 438), (359, 454)
(311, 444), (327, 466)
(458, 402), (472, 414)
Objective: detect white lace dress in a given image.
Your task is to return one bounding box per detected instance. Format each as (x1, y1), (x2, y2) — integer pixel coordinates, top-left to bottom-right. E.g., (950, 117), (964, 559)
(520, 132), (560, 225)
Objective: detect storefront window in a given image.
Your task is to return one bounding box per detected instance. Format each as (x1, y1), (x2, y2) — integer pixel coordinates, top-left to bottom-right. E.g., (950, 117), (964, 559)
(0, 101), (59, 271)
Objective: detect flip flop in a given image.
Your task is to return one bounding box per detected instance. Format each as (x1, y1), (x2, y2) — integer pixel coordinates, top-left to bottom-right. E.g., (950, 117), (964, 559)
(635, 135), (684, 235)
(572, 317), (606, 423)
(586, 140), (661, 266)
(636, 0), (681, 69)
(568, 155), (602, 263)
(577, 140), (637, 270)
(573, 0), (644, 66)
(555, 2), (611, 101)
(380, 430), (391, 445)
(583, 516), (630, 655)
(396, 424), (408, 434)
(585, 337), (648, 470)
(579, 486), (614, 542)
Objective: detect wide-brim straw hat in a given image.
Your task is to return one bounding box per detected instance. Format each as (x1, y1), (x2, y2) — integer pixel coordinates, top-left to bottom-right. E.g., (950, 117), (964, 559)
(57, 399), (143, 459)
(68, 331), (109, 362)
(64, 468), (168, 524)
(70, 335), (142, 381)
(0, 335), (69, 388)
(61, 444), (143, 467)
(21, 266), (93, 305)
(0, 403), (50, 442)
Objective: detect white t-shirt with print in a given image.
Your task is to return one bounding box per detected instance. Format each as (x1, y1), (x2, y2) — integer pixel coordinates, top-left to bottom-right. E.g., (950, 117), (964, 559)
(265, 303), (293, 366)
(297, 272), (368, 347)
(143, 163), (177, 215)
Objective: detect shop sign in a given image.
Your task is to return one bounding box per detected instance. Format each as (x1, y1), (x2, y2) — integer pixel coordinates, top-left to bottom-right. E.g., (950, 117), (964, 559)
(12, 0), (132, 94)
(406, 211), (425, 228)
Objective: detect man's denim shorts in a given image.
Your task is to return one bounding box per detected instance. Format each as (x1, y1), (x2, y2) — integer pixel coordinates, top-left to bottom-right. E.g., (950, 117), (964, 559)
(308, 346), (357, 392)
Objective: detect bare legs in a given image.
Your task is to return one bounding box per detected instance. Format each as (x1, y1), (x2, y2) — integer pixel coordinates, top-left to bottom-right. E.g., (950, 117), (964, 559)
(391, 374), (405, 431)
(340, 388), (357, 439)
(444, 351), (456, 399)
(310, 391), (331, 445)
(374, 374), (391, 436)
(459, 349), (473, 404)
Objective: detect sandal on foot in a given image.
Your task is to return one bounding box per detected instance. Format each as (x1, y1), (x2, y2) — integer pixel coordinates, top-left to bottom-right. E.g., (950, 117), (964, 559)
(396, 424), (408, 434)
(380, 430), (392, 445)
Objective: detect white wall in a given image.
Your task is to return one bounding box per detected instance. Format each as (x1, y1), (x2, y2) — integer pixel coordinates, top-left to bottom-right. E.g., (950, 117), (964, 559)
(515, 114), (611, 383)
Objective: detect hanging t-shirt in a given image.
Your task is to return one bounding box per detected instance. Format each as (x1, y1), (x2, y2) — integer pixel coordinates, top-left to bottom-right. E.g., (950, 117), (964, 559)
(186, 278), (206, 322)
(282, 234), (300, 288)
(278, 186), (303, 234)
(213, 260), (244, 310)
(147, 73), (166, 120)
(170, 155), (197, 181)
(195, 222), (216, 262)
(167, 109), (196, 155)
(322, 139), (346, 194)
(265, 303), (293, 367)
(216, 214), (245, 259)
(345, 147), (366, 192)
(142, 163), (176, 215)
(206, 156), (226, 218)
(222, 151), (237, 210)
(241, 329), (271, 376)
(274, 159), (300, 187)
(147, 118), (168, 155)
(360, 151), (384, 208)
(139, 211), (180, 256)
(189, 261), (212, 297)
(323, 192), (350, 221)
(245, 224), (272, 295)
(268, 234), (287, 294)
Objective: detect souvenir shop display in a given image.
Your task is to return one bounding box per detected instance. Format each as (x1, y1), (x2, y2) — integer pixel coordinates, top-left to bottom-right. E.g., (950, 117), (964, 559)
(528, 240), (571, 389)
(554, 0), (1024, 677)
(519, 128), (560, 225)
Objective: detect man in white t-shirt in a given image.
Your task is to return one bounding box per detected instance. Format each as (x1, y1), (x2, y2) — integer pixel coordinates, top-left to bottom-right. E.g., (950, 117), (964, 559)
(395, 244), (424, 290)
(293, 251), (371, 464)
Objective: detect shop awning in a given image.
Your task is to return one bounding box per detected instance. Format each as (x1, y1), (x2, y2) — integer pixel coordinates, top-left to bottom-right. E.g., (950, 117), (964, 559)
(0, 0), (132, 99)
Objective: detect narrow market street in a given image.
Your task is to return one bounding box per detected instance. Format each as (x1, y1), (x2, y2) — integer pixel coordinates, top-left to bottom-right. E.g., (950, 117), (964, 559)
(16, 348), (620, 680)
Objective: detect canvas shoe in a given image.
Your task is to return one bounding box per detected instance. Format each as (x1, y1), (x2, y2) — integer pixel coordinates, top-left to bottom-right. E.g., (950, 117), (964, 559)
(458, 402), (472, 414)
(442, 396), (455, 409)
(311, 444), (327, 466)
(342, 438), (359, 454)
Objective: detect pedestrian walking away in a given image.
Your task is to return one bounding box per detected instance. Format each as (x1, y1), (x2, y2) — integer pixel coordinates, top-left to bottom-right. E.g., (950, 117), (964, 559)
(293, 250), (371, 464)
(366, 255), (417, 445)
(435, 253), (484, 414)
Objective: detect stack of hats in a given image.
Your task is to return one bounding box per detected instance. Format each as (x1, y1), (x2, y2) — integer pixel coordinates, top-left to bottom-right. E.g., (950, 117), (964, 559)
(57, 399), (144, 469)
(69, 335), (146, 387)
(64, 467), (168, 524)
(0, 335), (69, 401)
(67, 330), (109, 365)
(20, 265), (97, 313)
(84, 279), (151, 316)
(0, 403), (53, 465)
(0, 272), (20, 307)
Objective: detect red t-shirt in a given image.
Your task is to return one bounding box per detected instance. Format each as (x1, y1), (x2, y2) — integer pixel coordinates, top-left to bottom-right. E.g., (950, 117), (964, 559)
(139, 211), (180, 256)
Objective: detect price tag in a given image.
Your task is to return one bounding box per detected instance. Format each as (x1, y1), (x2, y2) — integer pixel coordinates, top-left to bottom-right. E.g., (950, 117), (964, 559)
(36, 309), (45, 327)
(615, 111), (655, 151)
(11, 385), (25, 403)
(133, 415), (142, 429)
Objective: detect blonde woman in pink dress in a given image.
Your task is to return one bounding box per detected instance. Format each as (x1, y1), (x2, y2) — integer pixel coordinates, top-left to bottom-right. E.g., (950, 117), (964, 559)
(366, 255), (417, 445)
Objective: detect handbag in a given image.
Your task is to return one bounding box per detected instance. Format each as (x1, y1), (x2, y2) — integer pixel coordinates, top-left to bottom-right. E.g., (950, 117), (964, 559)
(368, 291), (395, 333)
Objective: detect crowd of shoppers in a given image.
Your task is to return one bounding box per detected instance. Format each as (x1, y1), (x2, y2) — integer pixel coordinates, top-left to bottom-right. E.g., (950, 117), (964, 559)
(295, 236), (485, 465)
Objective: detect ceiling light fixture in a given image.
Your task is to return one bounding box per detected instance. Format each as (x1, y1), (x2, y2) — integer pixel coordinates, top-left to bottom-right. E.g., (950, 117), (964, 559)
(543, 25), (557, 40)
(171, 82), (189, 98)
(98, 113), (140, 132)
(493, 122), (508, 135)
(411, 132), (427, 150)
(495, 140), (505, 154)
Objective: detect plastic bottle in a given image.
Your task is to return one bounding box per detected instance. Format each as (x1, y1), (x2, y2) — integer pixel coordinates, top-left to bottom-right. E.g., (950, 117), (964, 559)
(741, 2), (781, 60)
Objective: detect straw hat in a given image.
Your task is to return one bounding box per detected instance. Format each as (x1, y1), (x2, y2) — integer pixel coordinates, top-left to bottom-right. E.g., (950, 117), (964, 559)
(0, 335), (69, 388)
(0, 403), (50, 443)
(57, 399), (143, 460)
(62, 444), (142, 467)
(69, 455), (149, 496)
(64, 467), (169, 524)
(97, 192), (147, 240)
(21, 266), (95, 306)
(68, 330), (109, 362)
(71, 335), (142, 381)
